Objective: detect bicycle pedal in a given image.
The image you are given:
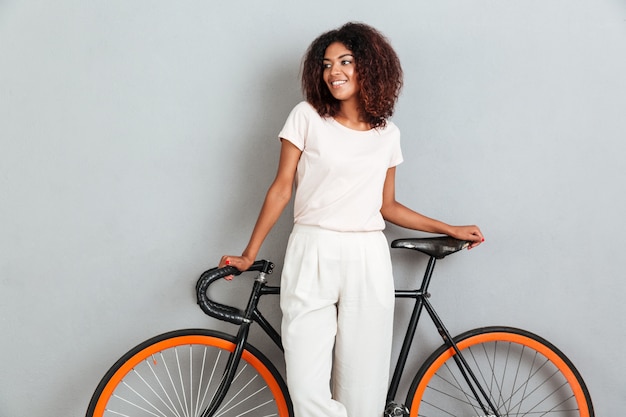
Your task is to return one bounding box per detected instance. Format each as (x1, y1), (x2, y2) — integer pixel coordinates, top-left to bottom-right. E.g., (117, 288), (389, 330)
(383, 402), (409, 417)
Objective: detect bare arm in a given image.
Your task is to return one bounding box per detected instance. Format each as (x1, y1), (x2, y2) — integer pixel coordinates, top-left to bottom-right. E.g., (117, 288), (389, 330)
(380, 167), (484, 247)
(219, 139), (302, 271)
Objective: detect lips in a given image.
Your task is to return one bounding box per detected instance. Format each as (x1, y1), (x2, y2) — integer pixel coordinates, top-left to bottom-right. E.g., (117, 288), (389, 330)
(330, 80), (347, 88)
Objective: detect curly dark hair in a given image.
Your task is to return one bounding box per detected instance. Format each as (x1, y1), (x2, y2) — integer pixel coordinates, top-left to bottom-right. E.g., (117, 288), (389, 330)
(301, 22), (403, 128)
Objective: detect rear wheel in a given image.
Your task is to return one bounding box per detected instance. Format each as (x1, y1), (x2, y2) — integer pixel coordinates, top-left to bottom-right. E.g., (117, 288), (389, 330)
(86, 329), (292, 417)
(407, 326), (593, 417)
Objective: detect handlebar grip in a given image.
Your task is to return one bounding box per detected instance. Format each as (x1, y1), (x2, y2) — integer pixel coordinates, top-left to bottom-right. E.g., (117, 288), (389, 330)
(195, 260), (274, 325)
(196, 266), (245, 324)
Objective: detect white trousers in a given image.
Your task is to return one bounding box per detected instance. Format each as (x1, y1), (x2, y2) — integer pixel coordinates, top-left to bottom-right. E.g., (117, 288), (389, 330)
(280, 225), (395, 417)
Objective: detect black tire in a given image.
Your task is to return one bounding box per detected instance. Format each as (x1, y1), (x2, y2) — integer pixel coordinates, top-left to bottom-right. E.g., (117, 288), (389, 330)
(86, 329), (293, 417)
(407, 326), (593, 417)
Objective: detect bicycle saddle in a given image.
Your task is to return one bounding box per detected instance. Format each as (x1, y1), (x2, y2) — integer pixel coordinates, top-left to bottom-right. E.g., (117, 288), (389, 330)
(391, 236), (469, 259)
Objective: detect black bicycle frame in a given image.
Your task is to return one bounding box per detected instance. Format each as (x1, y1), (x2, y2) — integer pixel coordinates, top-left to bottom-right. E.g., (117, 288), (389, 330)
(387, 256), (500, 417)
(201, 257), (500, 417)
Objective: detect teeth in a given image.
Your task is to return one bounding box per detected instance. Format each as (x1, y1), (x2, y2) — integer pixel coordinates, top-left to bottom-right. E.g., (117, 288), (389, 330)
(331, 80), (346, 86)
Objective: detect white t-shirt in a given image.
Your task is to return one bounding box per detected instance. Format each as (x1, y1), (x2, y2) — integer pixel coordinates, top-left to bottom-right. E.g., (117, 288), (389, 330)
(278, 101), (403, 232)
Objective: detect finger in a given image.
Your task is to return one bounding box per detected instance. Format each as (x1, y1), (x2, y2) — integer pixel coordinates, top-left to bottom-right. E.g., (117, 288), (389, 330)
(218, 256), (235, 280)
(465, 228), (484, 249)
(223, 257), (235, 280)
(224, 259), (235, 280)
(470, 227), (484, 242)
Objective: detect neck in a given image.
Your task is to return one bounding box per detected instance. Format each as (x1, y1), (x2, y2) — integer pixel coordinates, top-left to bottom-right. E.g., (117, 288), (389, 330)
(335, 101), (370, 131)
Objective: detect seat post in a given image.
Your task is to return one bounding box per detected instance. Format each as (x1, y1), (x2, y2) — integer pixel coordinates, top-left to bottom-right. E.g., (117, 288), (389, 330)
(420, 256), (437, 294)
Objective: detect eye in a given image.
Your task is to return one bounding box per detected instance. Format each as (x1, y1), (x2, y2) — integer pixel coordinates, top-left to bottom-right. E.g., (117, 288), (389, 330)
(341, 60), (353, 65)
(323, 62), (331, 69)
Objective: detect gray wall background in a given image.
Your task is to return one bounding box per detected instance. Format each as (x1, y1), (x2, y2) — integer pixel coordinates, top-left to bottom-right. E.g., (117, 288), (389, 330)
(1, 0), (624, 416)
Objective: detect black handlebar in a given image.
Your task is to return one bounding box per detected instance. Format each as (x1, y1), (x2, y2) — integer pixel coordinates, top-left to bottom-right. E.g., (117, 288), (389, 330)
(196, 260), (274, 325)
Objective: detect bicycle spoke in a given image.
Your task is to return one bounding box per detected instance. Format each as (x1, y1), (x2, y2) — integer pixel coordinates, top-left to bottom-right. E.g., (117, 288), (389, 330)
(131, 365), (180, 417)
(174, 348), (191, 417)
(216, 388), (273, 417)
(87, 332), (290, 417)
(189, 346), (194, 417)
(148, 355), (184, 417)
(409, 328), (591, 417)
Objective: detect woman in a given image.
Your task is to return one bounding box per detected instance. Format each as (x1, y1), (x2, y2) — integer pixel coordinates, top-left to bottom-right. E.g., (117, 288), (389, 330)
(220, 22), (484, 417)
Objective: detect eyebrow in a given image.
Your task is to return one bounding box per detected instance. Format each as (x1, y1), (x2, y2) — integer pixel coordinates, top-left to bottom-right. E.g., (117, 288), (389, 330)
(323, 54), (354, 61)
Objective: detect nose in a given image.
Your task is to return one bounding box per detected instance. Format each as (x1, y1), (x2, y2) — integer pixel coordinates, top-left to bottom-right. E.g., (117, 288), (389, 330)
(330, 61), (342, 74)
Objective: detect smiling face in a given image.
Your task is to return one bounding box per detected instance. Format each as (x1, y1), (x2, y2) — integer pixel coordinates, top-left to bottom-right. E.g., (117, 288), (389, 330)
(322, 42), (360, 104)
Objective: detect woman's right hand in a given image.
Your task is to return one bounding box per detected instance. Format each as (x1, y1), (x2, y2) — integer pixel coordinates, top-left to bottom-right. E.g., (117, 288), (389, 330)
(218, 255), (255, 280)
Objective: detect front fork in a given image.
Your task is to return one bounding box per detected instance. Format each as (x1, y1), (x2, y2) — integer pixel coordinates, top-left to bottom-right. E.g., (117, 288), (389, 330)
(201, 321), (251, 417)
(201, 272), (269, 417)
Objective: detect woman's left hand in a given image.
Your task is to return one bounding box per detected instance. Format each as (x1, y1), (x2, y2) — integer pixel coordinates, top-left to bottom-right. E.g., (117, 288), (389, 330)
(449, 225), (484, 249)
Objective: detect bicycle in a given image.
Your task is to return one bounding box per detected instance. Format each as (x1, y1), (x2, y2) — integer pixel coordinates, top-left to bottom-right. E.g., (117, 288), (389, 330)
(86, 236), (594, 417)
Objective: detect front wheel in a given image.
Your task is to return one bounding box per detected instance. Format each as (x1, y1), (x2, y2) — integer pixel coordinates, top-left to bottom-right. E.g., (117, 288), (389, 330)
(407, 326), (593, 417)
(86, 329), (293, 417)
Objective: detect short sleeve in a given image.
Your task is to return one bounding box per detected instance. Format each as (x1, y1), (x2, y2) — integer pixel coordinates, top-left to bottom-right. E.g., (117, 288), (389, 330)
(388, 123), (403, 168)
(277, 102), (313, 151)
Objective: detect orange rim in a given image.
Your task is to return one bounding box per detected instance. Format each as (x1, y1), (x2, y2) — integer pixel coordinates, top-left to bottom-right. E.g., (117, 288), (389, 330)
(411, 332), (590, 417)
(93, 335), (289, 417)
